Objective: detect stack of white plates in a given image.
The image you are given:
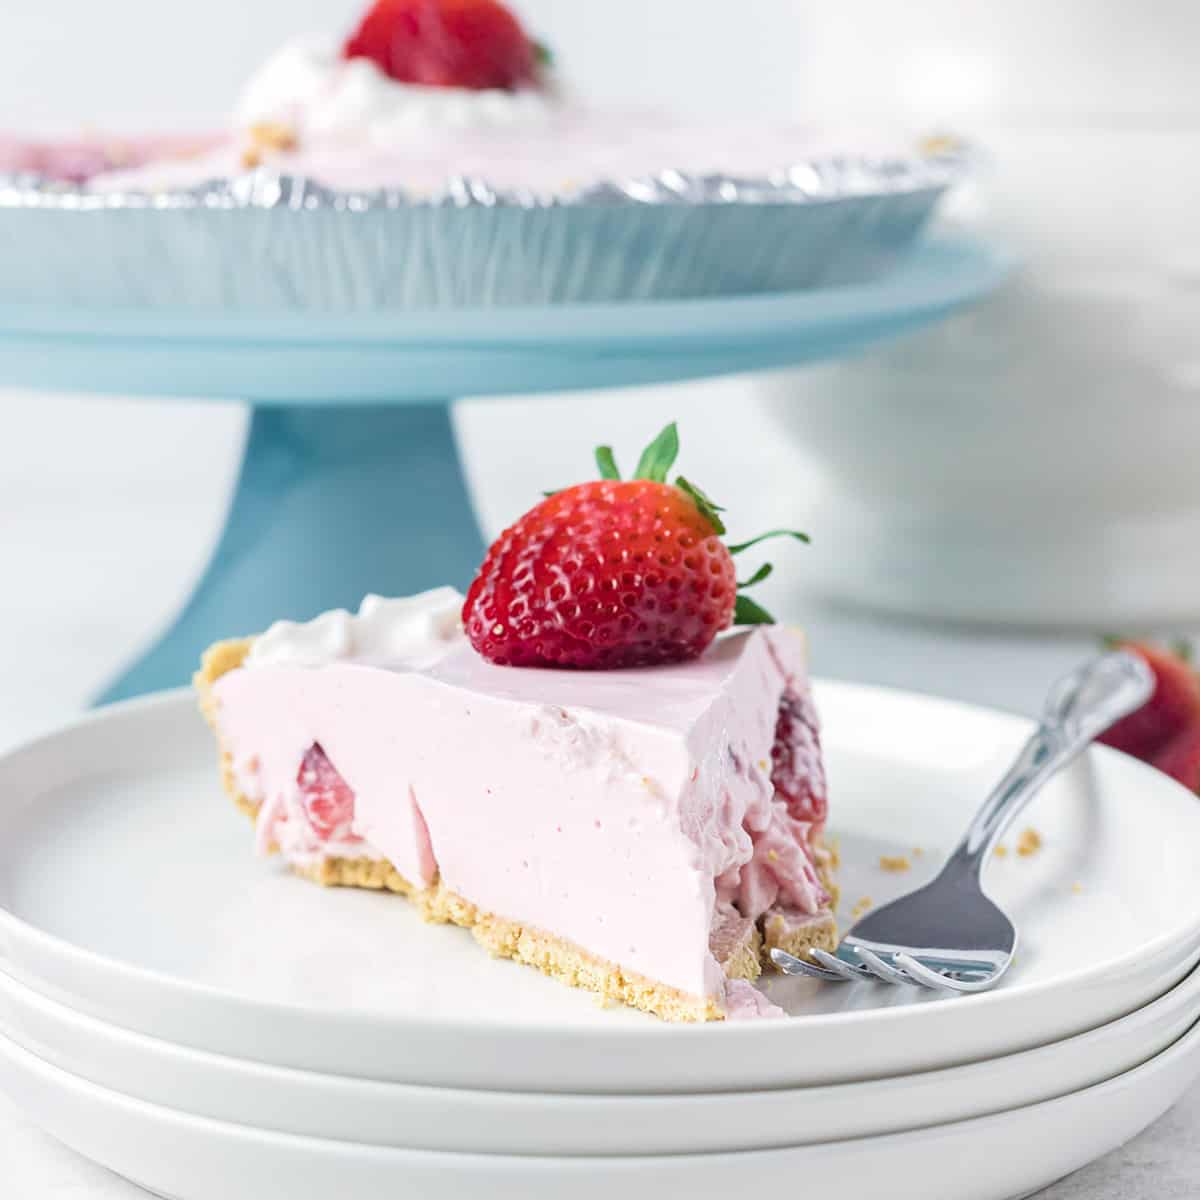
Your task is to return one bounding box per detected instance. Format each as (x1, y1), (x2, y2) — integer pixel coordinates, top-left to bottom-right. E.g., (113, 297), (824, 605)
(2, 681), (1199, 1200)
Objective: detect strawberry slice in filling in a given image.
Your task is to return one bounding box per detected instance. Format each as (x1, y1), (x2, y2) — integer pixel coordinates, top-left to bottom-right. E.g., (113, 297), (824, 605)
(296, 743), (359, 844)
(289, 691), (831, 963)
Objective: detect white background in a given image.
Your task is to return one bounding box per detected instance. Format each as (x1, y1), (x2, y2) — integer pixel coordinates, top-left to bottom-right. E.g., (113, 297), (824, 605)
(6, 0), (1200, 128)
(1, 2), (1199, 1194)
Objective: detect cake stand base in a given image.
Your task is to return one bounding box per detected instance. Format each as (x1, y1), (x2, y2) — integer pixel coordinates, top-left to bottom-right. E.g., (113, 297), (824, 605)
(96, 405), (483, 704)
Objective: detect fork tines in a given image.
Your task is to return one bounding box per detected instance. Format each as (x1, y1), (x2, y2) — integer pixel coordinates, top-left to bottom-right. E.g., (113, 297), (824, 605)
(770, 946), (1000, 993)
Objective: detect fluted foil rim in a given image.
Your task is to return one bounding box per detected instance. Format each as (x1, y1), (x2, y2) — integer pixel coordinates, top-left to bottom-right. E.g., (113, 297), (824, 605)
(0, 151), (965, 212)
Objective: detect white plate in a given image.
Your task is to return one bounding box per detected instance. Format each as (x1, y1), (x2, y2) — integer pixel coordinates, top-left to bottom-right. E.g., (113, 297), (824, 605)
(0, 959), (1197, 1155)
(0, 684), (1198, 1093)
(1, 1016), (1198, 1200)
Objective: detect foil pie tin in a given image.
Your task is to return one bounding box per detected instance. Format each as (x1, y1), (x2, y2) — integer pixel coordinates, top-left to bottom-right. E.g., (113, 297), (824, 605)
(0, 153), (963, 311)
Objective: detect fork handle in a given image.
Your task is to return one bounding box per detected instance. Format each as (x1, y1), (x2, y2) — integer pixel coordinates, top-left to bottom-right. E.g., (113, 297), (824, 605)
(947, 650), (1154, 876)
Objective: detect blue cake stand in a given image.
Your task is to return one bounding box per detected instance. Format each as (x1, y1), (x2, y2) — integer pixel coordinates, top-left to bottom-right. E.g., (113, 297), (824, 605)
(0, 236), (1006, 702)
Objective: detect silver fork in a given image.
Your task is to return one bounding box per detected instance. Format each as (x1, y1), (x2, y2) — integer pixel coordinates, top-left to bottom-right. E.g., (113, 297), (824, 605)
(772, 650), (1154, 993)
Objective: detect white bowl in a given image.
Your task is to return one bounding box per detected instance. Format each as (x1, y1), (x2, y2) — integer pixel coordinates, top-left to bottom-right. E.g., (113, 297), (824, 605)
(0, 958), (1196, 1155)
(759, 0), (1200, 627)
(759, 116), (1200, 631)
(1, 1014), (1199, 1200)
(760, 262), (1200, 627)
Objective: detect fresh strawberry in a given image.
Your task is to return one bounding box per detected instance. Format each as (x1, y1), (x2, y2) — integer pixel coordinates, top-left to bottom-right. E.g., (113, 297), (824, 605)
(462, 423), (808, 670)
(771, 690), (828, 827)
(1151, 722), (1200, 791)
(343, 0), (542, 91)
(466, 480), (734, 669)
(297, 744), (356, 840)
(1098, 640), (1200, 765)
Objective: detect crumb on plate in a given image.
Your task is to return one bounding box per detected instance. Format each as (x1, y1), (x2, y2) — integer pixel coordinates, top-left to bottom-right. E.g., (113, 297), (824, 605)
(1017, 827), (1043, 857)
(994, 844), (1009, 859)
(919, 133), (965, 156)
(878, 854), (911, 873)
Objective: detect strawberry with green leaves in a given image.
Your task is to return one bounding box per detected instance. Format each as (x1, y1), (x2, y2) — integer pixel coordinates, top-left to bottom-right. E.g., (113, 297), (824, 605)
(462, 423), (807, 669)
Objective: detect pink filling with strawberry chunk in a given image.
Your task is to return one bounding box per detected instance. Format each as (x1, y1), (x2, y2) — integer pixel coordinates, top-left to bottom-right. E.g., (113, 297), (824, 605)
(770, 690), (828, 827)
(297, 743), (358, 841)
(285, 688), (829, 932)
(246, 741), (380, 867)
(713, 686), (831, 926)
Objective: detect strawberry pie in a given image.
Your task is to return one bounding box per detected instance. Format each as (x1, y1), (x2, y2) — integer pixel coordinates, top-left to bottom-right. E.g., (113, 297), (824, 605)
(1099, 639), (1200, 791)
(196, 426), (836, 1020)
(72, 0), (913, 198)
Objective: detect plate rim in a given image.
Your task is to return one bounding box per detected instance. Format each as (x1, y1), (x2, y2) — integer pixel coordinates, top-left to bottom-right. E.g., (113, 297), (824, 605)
(2, 949), (1197, 1101)
(0, 1003), (1197, 1160)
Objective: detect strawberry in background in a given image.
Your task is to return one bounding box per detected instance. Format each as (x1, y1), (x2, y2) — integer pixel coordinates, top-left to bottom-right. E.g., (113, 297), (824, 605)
(1099, 639), (1200, 791)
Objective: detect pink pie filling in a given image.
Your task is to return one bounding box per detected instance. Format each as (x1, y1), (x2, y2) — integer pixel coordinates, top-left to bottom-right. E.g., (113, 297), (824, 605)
(0, 134), (222, 183)
(214, 627), (829, 1003)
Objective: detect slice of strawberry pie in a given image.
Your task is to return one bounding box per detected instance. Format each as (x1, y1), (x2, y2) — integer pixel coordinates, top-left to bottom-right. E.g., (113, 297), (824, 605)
(196, 426), (836, 1020)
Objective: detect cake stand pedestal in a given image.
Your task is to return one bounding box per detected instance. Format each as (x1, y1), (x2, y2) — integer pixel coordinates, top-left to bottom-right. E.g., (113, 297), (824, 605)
(0, 236), (1006, 702)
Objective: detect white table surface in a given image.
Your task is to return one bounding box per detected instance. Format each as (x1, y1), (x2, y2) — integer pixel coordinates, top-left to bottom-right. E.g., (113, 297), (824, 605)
(1, 380), (1196, 1196)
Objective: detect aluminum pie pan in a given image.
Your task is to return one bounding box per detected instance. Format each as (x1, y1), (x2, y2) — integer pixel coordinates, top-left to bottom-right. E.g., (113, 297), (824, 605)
(0, 153), (965, 311)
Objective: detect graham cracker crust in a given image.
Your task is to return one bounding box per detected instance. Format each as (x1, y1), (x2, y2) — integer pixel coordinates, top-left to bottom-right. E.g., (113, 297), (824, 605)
(762, 910), (839, 961)
(195, 637), (256, 821)
(195, 636), (837, 1021)
(293, 855), (418, 897)
(429, 880), (724, 1022)
(293, 857), (723, 1020)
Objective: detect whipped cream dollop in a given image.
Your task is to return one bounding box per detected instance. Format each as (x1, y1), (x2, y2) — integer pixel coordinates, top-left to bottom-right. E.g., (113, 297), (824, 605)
(234, 37), (556, 146)
(246, 586), (464, 668)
